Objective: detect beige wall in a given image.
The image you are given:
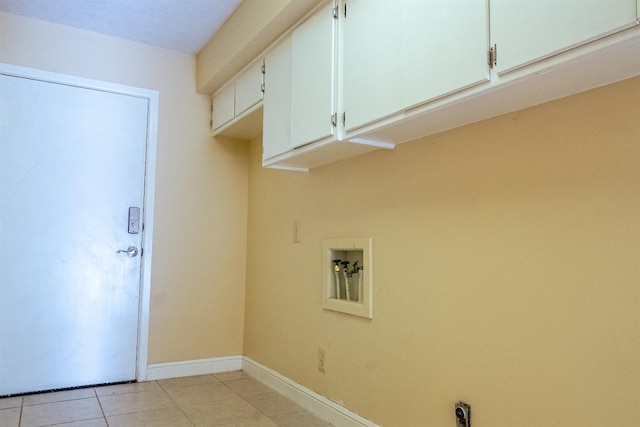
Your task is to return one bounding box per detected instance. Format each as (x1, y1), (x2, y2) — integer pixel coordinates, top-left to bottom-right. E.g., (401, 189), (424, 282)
(244, 77), (640, 426)
(1, 12), (249, 363)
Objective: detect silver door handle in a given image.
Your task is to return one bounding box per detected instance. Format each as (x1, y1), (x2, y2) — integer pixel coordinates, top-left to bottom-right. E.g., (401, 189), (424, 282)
(117, 246), (138, 257)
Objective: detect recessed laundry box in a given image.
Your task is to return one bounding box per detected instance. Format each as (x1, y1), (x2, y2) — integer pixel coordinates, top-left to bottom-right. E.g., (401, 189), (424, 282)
(322, 238), (373, 319)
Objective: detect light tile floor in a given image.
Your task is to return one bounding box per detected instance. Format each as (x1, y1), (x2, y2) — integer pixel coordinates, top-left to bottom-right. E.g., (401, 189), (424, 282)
(0, 371), (334, 427)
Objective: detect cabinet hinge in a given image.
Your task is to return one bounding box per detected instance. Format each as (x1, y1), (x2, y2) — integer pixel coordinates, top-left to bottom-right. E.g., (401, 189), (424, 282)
(331, 112), (338, 127)
(261, 60), (265, 94)
(488, 44), (497, 69)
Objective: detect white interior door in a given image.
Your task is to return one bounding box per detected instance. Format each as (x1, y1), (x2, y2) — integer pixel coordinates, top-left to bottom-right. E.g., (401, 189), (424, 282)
(0, 71), (149, 395)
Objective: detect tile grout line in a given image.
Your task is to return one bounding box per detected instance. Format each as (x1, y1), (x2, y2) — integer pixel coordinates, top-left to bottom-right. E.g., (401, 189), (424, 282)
(219, 377), (274, 418)
(18, 396), (23, 427)
(221, 379), (309, 425)
(155, 380), (196, 427)
(229, 375), (325, 422)
(215, 377), (285, 426)
(161, 374), (279, 426)
(98, 382), (174, 420)
(93, 387), (109, 427)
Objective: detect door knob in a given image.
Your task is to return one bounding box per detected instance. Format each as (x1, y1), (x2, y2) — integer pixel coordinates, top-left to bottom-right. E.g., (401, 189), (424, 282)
(117, 246), (138, 257)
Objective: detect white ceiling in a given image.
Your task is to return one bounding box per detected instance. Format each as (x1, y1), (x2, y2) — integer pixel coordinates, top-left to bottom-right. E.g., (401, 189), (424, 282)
(0, 0), (243, 54)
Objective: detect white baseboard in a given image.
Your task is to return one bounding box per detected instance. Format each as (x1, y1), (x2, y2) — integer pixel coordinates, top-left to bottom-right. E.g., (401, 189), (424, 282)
(242, 356), (379, 427)
(145, 355), (242, 381)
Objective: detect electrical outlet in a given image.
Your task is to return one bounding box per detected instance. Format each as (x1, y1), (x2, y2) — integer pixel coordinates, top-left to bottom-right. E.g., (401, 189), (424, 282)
(318, 347), (326, 373)
(455, 401), (471, 427)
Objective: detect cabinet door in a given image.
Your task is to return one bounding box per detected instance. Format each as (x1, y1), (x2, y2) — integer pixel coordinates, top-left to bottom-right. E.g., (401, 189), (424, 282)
(290, 2), (336, 148)
(491, 0), (637, 75)
(263, 36), (293, 160)
(341, 0), (488, 133)
(401, 0), (489, 110)
(341, 0), (402, 132)
(235, 60), (264, 116)
(211, 84), (235, 130)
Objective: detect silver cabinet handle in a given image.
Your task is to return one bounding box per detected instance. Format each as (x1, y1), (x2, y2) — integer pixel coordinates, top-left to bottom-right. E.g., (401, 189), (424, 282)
(117, 246), (138, 257)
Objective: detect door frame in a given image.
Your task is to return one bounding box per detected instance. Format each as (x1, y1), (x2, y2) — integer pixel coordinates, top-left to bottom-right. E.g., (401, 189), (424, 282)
(0, 62), (158, 382)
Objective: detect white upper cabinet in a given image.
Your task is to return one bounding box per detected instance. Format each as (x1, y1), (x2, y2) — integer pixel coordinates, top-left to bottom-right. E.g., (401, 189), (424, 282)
(341, 0), (402, 133)
(263, 36), (293, 161)
(211, 57), (264, 135)
(218, 0), (639, 170)
(211, 84), (235, 130)
(263, 1), (342, 168)
(290, 1), (337, 149)
(400, 1), (490, 111)
(341, 0), (490, 133)
(235, 60), (265, 116)
(491, 0), (638, 75)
